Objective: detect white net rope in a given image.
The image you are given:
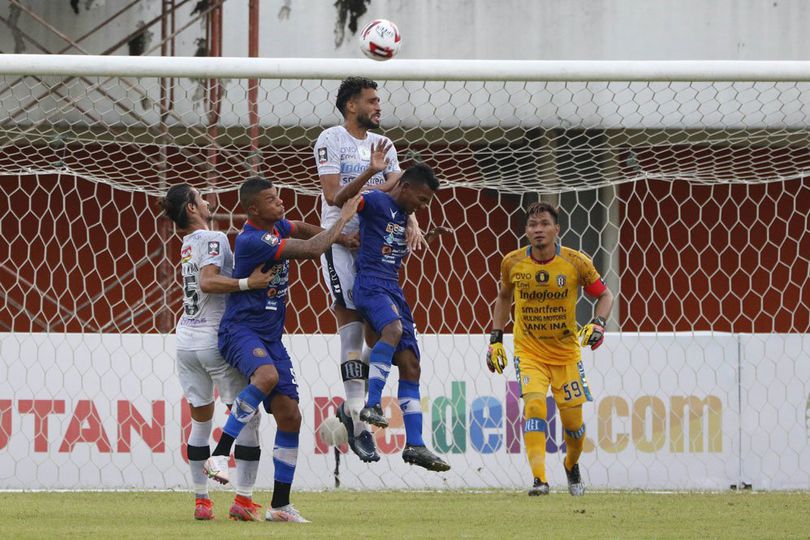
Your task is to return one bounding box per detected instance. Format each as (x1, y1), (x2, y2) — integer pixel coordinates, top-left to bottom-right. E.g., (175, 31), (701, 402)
(0, 61), (808, 490)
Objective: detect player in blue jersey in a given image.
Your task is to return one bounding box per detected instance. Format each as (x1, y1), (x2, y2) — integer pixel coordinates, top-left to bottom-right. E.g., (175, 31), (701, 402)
(204, 176), (360, 523)
(315, 77), (426, 464)
(347, 163), (451, 472)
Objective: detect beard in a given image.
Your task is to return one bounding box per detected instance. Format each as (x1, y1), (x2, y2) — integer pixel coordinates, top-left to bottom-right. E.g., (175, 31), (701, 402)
(357, 112), (380, 130)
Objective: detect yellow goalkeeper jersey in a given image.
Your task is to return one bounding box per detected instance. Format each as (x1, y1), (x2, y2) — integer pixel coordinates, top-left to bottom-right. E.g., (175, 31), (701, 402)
(500, 245), (605, 365)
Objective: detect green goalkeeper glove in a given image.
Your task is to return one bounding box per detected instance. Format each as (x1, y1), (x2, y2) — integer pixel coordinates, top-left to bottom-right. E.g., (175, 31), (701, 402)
(486, 330), (508, 374)
(578, 316), (606, 350)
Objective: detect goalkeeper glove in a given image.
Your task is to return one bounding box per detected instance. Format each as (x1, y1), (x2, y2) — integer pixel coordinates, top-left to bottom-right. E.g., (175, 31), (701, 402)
(486, 330), (508, 374)
(578, 316), (607, 350)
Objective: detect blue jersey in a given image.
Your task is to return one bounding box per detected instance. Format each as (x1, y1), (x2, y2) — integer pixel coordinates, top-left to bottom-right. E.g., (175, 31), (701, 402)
(219, 219), (294, 340)
(356, 189), (408, 282)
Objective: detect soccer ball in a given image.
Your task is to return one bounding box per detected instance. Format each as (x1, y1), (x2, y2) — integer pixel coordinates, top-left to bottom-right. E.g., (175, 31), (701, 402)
(317, 416), (349, 446)
(359, 19), (401, 61)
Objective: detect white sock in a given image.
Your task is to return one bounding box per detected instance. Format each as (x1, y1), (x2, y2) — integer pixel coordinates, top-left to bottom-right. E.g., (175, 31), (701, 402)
(339, 322), (370, 436)
(188, 418), (212, 496)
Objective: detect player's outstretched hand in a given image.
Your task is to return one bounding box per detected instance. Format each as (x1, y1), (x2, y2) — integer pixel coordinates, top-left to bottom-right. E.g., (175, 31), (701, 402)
(578, 317), (606, 350)
(338, 231), (360, 250)
(406, 224), (426, 252)
(369, 140), (392, 173)
(423, 226), (453, 245)
(340, 194), (362, 221)
(247, 263), (277, 289)
(486, 330), (507, 374)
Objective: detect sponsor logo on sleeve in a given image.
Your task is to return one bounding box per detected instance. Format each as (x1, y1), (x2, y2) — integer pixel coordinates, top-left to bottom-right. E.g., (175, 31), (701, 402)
(262, 233), (280, 247)
(253, 347), (267, 358)
(181, 245), (192, 263)
(207, 241), (220, 256)
(317, 147), (328, 164)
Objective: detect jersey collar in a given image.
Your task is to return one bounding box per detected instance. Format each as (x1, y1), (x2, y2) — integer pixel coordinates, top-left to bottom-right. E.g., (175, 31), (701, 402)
(526, 243), (560, 264)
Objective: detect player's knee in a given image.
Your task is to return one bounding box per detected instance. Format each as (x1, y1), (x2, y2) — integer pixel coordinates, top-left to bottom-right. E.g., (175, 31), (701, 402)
(380, 320), (403, 345)
(250, 365), (278, 394)
(524, 398), (547, 421)
(277, 406), (302, 432)
(396, 355), (420, 381)
(564, 424), (586, 440)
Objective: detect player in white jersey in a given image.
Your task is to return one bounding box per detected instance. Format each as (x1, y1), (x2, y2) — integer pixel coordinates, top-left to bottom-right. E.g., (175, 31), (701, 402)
(159, 184), (273, 521)
(314, 76), (424, 462)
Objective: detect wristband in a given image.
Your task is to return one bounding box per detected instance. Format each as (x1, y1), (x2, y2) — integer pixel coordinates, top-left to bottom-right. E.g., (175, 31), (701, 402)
(490, 329), (504, 344)
(238, 278), (250, 291)
(591, 316), (607, 327)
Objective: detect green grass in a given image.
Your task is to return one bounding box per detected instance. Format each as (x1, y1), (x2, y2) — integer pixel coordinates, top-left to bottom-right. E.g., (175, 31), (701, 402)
(1, 490), (807, 539)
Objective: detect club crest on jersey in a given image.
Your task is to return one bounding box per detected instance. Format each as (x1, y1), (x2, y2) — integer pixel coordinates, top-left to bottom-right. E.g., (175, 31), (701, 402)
(262, 233), (280, 247)
(317, 147), (328, 164)
(556, 274), (567, 287)
(535, 270), (549, 285)
(207, 241), (220, 256)
(266, 287), (278, 298)
(181, 245), (192, 263)
(253, 347), (267, 358)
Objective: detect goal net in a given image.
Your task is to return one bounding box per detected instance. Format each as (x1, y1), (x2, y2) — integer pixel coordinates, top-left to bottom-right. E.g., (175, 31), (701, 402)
(0, 56), (808, 491)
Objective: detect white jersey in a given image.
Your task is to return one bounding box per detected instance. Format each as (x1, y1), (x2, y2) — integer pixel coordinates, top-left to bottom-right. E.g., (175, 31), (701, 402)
(175, 229), (232, 351)
(315, 125), (400, 234)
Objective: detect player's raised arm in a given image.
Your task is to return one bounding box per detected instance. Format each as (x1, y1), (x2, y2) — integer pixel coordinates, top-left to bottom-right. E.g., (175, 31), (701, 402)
(281, 195), (362, 260)
(332, 140), (392, 207)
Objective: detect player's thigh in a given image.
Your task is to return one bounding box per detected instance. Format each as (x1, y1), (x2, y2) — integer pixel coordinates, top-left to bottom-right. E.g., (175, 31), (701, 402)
(264, 341), (300, 403)
(197, 348), (248, 406)
(321, 244), (358, 311)
(514, 355), (552, 398)
(549, 361), (593, 409)
(176, 349), (215, 407)
(393, 290), (421, 363)
(220, 328), (276, 380)
(354, 281), (400, 336)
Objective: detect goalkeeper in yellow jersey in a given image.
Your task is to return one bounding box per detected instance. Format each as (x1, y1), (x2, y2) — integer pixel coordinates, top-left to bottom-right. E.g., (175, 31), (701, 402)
(487, 202), (613, 496)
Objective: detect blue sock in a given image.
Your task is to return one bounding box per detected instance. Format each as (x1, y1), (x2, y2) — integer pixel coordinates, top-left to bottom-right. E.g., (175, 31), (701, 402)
(398, 380), (424, 446)
(365, 341), (396, 407)
(273, 430), (299, 485)
(222, 384), (265, 439)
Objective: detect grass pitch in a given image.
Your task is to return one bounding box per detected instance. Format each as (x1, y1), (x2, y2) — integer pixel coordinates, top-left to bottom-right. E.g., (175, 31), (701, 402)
(1, 490), (807, 539)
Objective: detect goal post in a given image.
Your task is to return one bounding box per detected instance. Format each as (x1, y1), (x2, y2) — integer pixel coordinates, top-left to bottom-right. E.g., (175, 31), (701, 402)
(0, 56), (808, 491)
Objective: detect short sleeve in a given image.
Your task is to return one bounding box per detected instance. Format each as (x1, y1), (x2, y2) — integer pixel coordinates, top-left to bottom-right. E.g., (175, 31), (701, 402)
(240, 231), (285, 264)
(315, 129), (342, 176)
(200, 231), (228, 269)
(568, 249), (606, 297)
(358, 189), (379, 214)
(500, 253), (514, 288)
(275, 219), (294, 239)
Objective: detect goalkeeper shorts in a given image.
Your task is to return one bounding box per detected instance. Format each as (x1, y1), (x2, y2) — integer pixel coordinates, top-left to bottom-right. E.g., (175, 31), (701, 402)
(514, 357), (593, 408)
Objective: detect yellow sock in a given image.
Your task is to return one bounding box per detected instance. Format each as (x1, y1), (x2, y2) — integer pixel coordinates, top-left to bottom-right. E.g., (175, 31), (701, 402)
(523, 398), (547, 482)
(560, 405), (585, 471)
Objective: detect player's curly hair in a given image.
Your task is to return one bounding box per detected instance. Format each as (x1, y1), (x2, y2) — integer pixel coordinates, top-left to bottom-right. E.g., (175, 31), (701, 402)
(157, 183), (196, 229)
(526, 201), (559, 224)
(336, 76), (378, 116)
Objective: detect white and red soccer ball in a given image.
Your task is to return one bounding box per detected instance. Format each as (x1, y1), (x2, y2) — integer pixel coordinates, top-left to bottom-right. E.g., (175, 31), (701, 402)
(359, 19), (401, 61)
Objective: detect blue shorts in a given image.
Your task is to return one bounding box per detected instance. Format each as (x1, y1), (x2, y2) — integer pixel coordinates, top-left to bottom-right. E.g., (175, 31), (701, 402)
(354, 275), (420, 361)
(218, 326), (299, 402)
